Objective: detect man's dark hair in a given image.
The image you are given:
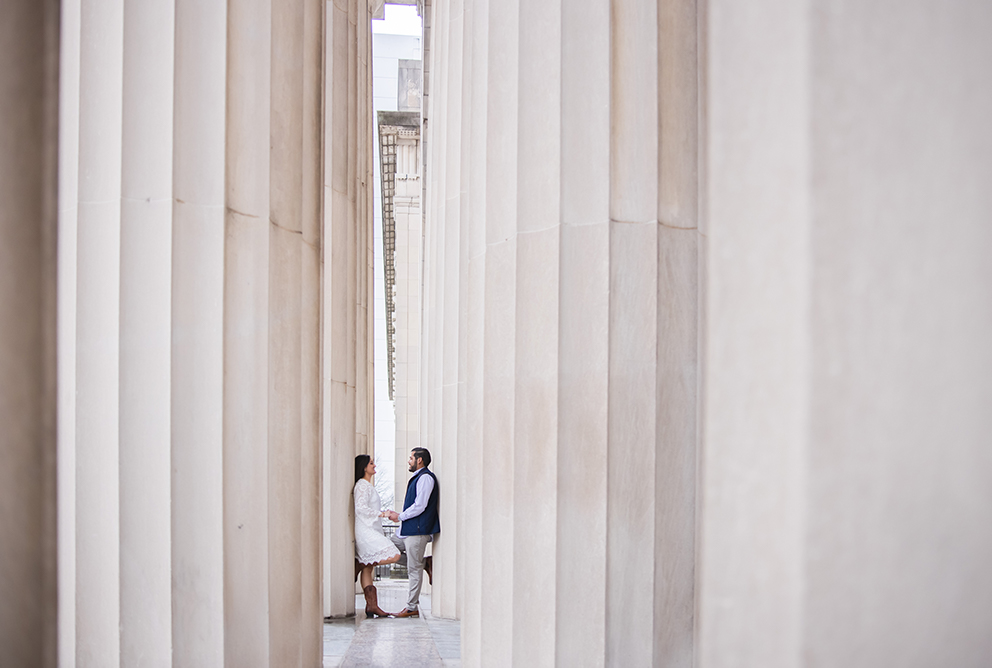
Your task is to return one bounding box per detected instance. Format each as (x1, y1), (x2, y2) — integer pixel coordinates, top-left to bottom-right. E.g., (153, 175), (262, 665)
(355, 454), (371, 483)
(411, 447), (431, 468)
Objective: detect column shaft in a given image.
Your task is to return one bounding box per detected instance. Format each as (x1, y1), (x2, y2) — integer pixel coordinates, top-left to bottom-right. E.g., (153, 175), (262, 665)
(75, 0), (124, 662)
(557, 1), (611, 664)
(301, 0), (325, 664)
(510, 0), (560, 664)
(460, 0), (488, 659)
(119, 0), (175, 663)
(224, 0), (272, 662)
(479, 0), (518, 664)
(654, 1), (699, 664)
(171, 0), (227, 663)
(323, 0), (357, 619)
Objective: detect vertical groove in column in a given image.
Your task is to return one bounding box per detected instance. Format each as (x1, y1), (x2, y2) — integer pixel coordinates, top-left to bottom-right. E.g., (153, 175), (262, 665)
(437, 0), (464, 621)
(268, 0), (305, 663)
(57, 1), (82, 663)
(607, 0), (658, 665)
(323, 0), (356, 618)
(557, 1), (611, 665)
(511, 0), (561, 664)
(480, 0), (518, 664)
(301, 0), (324, 664)
(171, 0), (227, 664)
(119, 0), (175, 664)
(461, 0), (488, 660)
(654, 1), (699, 665)
(75, 0), (124, 663)
(455, 0), (475, 625)
(345, 0), (358, 461)
(354, 0), (369, 457)
(223, 0), (272, 663)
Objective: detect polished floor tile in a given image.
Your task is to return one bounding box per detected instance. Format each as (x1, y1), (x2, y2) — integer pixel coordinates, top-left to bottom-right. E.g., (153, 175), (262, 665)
(324, 579), (461, 668)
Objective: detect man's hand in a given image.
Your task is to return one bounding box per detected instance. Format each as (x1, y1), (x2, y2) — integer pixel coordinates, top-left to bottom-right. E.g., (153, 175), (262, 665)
(386, 510), (400, 522)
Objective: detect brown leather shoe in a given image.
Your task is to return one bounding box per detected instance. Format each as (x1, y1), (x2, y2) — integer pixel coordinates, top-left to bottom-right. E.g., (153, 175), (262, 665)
(395, 607), (419, 618)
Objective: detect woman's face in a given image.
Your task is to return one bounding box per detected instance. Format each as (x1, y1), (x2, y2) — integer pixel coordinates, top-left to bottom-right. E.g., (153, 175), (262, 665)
(365, 460), (376, 477)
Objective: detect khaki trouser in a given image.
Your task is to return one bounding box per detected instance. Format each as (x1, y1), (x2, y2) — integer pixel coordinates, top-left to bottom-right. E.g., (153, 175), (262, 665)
(390, 532), (432, 611)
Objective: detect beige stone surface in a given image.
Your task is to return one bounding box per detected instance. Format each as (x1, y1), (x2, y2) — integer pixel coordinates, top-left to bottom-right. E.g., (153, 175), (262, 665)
(223, 0), (272, 662)
(118, 3), (175, 665)
(74, 0), (124, 662)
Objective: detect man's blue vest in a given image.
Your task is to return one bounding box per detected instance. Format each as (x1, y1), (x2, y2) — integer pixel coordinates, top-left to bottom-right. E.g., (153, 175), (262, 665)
(400, 467), (440, 536)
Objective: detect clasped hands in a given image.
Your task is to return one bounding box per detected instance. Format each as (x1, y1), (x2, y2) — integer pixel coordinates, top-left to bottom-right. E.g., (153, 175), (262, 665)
(379, 510), (400, 522)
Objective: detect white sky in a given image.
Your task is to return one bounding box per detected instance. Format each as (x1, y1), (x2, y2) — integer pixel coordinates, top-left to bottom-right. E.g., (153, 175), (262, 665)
(372, 4), (423, 37)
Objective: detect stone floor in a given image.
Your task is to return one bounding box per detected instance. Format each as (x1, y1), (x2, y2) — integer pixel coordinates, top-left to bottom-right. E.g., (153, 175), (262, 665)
(323, 579), (461, 667)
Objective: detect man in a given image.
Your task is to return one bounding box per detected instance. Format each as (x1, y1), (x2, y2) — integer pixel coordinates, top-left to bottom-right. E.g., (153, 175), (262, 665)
(386, 447), (440, 618)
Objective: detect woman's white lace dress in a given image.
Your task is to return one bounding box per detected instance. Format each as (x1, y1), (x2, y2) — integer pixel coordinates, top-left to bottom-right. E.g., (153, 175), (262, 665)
(353, 479), (400, 565)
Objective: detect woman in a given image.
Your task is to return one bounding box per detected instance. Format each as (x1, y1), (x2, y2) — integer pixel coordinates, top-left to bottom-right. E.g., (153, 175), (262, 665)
(354, 454), (401, 618)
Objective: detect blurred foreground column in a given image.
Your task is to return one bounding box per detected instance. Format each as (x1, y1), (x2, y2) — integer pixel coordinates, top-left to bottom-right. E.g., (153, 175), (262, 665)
(0, 0), (59, 666)
(699, 2), (992, 666)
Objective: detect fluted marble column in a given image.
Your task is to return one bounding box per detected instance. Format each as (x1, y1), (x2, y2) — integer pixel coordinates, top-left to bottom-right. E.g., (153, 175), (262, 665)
(0, 0), (58, 665)
(171, 1), (227, 662)
(56, 0), (369, 662)
(421, 0), (700, 665)
(119, 0), (175, 664)
(323, 0), (357, 619)
(74, 1), (124, 663)
(223, 0), (271, 662)
(699, 2), (992, 666)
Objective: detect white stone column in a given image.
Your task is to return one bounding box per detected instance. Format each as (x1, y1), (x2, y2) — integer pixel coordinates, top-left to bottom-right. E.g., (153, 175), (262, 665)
(171, 0), (227, 663)
(479, 0), (518, 664)
(454, 0), (475, 627)
(556, 3), (611, 665)
(510, 0), (560, 662)
(223, 0), (271, 662)
(699, 2), (992, 666)
(323, 0), (357, 619)
(697, 1), (809, 666)
(0, 0), (58, 664)
(118, 1), (174, 664)
(433, 0), (463, 620)
(654, 0), (698, 664)
(607, 2), (659, 665)
(460, 0), (488, 659)
(74, 1), (124, 663)
(301, 0), (325, 664)
(268, 0), (305, 663)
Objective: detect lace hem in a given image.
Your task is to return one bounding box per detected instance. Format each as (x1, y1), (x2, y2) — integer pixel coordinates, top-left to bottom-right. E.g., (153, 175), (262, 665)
(358, 544), (399, 566)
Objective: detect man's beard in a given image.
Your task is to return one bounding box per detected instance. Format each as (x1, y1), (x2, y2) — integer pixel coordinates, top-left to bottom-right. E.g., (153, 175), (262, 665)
(408, 464), (416, 472)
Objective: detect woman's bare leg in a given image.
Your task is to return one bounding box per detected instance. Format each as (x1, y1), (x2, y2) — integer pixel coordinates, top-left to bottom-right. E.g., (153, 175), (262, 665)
(360, 564), (374, 589)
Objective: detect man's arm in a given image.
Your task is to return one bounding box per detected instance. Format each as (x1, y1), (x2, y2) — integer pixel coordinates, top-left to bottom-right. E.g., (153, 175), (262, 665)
(396, 474), (434, 521)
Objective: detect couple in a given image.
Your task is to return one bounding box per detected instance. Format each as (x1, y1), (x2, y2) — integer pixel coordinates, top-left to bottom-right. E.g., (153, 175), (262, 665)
(353, 447), (439, 619)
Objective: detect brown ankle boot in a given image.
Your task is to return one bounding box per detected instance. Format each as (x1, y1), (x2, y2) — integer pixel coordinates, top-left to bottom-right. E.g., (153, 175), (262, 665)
(363, 585), (392, 618)
(424, 556), (433, 585)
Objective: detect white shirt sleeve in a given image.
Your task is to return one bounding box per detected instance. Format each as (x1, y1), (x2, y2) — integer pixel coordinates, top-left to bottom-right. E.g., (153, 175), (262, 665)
(398, 473), (435, 522)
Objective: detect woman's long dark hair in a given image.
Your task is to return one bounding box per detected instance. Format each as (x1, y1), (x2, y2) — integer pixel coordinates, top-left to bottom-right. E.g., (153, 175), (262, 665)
(355, 454), (371, 483)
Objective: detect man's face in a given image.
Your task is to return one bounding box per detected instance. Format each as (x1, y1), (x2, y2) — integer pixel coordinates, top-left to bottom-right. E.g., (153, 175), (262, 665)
(408, 452), (421, 473)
